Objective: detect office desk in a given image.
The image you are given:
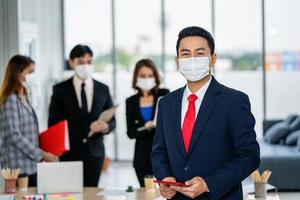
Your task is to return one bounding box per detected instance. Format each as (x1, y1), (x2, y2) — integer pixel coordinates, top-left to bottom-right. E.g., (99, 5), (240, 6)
(12, 187), (161, 200)
(1, 187), (280, 200)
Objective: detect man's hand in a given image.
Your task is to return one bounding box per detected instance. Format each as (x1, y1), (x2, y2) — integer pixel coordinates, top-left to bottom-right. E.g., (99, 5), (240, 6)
(42, 151), (59, 162)
(170, 177), (208, 198)
(90, 120), (109, 136)
(159, 177), (177, 199)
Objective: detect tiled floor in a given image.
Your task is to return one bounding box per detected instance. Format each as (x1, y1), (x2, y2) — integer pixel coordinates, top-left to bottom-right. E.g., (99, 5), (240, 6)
(99, 162), (300, 200)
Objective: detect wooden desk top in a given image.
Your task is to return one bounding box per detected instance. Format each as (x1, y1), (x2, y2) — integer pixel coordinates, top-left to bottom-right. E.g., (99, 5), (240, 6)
(13, 187), (161, 200)
(1, 187), (280, 200)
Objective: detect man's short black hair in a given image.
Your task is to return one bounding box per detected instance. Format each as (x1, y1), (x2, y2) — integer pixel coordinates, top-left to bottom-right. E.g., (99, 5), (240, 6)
(176, 26), (215, 55)
(69, 44), (93, 60)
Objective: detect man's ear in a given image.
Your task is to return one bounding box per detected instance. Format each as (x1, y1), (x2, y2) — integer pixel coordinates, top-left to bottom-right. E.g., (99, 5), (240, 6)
(68, 58), (78, 70)
(210, 53), (217, 68)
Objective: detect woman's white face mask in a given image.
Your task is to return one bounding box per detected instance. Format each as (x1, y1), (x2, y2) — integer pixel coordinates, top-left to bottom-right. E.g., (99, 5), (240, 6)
(75, 64), (93, 80)
(178, 57), (211, 82)
(136, 77), (156, 91)
(22, 73), (37, 93)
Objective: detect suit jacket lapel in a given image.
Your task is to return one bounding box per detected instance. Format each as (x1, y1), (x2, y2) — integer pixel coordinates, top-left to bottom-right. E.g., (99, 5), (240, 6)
(187, 77), (221, 157)
(171, 87), (187, 158)
(15, 97), (39, 131)
(17, 96), (38, 120)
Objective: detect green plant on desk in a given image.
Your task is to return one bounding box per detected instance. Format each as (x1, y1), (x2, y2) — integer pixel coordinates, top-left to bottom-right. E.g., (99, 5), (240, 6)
(126, 186), (134, 192)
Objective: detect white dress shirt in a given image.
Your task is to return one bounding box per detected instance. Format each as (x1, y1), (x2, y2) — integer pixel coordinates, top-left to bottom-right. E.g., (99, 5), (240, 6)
(73, 75), (94, 112)
(181, 77), (212, 128)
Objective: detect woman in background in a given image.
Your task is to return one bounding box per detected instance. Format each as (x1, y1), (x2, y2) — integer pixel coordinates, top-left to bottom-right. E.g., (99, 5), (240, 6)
(0, 55), (58, 186)
(126, 58), (169, 187)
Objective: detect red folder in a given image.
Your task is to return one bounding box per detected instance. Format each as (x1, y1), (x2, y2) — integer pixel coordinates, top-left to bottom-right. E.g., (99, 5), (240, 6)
(39, 120), (70, 156)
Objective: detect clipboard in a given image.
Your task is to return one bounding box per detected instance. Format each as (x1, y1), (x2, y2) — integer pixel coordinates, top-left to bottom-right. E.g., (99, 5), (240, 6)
(87, 104), (119, 137)
(137, 97), (162, 132)
(98, 104), (119, 122)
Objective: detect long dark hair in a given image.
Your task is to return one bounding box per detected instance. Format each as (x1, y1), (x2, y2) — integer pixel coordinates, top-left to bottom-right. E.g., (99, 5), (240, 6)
(132, 59), (161, 92)
(0, 55), (34, 104)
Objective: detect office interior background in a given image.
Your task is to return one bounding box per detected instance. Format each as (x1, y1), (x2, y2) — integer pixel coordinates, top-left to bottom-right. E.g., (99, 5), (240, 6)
(0, 0), (300, 192)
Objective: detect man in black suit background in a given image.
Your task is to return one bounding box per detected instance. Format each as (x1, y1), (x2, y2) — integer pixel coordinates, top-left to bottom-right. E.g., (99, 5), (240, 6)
(48, 45), (116, 186)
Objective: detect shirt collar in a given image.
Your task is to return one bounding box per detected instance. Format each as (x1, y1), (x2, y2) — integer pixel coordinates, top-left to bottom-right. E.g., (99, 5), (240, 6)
(73, 75), (93, 88)
(184, 76), (212, 101)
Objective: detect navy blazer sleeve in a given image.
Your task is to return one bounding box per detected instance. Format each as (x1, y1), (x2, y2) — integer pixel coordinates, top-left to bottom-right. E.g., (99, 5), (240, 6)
(151, 99), (173, 180)
(204, 93), (260, 199)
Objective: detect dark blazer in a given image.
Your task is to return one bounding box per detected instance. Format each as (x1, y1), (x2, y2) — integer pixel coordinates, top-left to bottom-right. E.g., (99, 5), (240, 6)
(151, 76), (260, 200)
(126, 88), (169, 169)
(48, 77), (116, 158)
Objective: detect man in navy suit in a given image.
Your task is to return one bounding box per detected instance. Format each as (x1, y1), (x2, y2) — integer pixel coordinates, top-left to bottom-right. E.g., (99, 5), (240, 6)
(151, 26), (260, 199)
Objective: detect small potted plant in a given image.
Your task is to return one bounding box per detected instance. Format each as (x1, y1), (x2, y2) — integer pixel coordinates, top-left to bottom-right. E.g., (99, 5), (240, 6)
(126, 185), (134, 200)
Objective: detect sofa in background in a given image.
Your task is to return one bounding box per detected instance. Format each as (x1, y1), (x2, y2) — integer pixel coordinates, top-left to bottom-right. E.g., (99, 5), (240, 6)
(259, 119), (300, 190)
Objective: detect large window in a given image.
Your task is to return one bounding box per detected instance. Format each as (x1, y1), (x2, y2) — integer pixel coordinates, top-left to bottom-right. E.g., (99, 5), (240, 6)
(214, 0), (263, 135)
(64, 0), (112, 73)
(164, 0), (212, 91)
(115, 0), (161, 160)
(265, 0), (300, 119)
(63, 0), (299, 160)
(64, 0), (115, 158)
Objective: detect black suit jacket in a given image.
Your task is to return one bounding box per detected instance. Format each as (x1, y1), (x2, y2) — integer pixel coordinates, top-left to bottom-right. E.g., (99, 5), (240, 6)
(126, 88), (169, 169)
(48, 77), (116, 158)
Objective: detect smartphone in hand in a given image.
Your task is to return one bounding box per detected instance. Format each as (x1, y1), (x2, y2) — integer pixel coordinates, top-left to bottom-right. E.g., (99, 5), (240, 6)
(154, 180), (187, 187)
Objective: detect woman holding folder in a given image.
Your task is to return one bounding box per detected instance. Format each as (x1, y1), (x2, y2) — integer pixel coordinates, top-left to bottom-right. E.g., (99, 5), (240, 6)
(0, 55), (58, 186)
(126, 59), (169, 187)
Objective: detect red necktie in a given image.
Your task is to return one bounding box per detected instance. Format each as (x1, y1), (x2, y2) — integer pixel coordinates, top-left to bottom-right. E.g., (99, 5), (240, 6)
(182, 94), (198, 153)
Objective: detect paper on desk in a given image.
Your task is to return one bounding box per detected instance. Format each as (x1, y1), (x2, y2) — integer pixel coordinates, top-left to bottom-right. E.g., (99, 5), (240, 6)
(0, 195), (14, 200)
(88, 104), (119, 137)
(245, 194), (280, 200)
(97, 189), (126, 199)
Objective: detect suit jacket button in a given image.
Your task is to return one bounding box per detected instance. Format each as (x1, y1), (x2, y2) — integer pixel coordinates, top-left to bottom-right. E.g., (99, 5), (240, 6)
(82, 138), (87, 143)
(184, 166), (189, 171)
(135, 120), (139, 124)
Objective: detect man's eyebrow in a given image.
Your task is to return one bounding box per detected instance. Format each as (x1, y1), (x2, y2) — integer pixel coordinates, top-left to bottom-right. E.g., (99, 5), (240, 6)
(195, 47), (206, 51)
(180, 49), (191, 52)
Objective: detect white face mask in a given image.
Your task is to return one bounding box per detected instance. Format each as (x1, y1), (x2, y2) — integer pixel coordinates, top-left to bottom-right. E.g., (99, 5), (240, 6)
(178, 57), (211, 82)
(75, 64), (92, 80)
(22, 73), (37, 93)
(136, 78), (156, 91)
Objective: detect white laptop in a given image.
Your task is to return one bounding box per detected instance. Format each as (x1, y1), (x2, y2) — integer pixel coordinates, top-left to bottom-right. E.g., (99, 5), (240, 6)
(37, 161), (83, 194)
